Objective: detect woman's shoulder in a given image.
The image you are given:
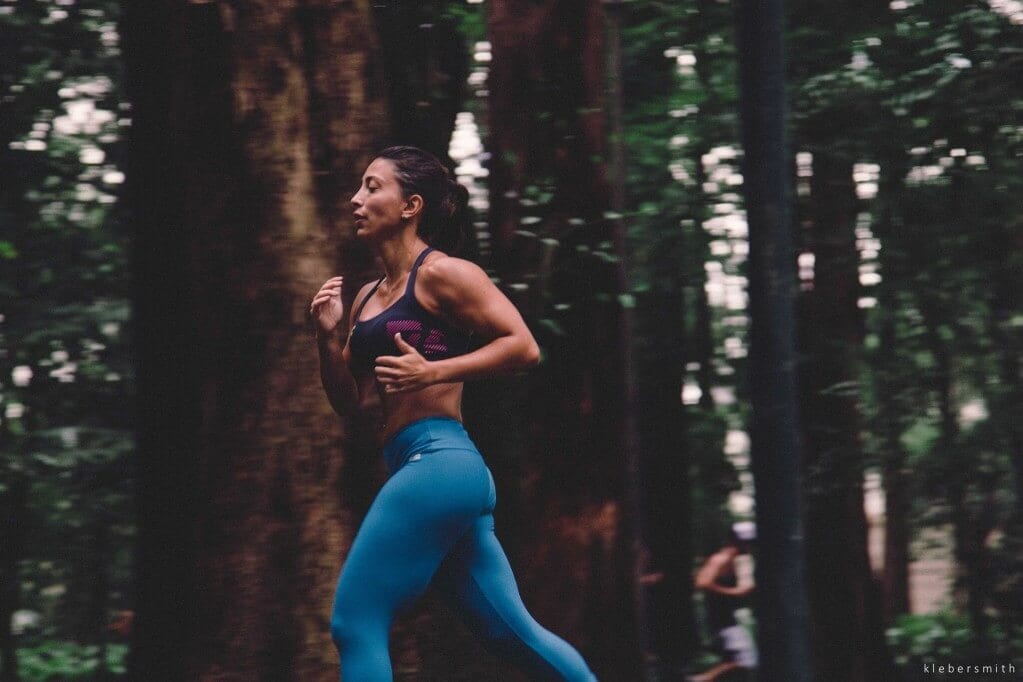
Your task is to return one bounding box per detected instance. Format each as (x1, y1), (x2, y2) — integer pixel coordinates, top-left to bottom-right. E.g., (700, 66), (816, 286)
(417, 252), (493, 305)
(419, 252), (488, 285)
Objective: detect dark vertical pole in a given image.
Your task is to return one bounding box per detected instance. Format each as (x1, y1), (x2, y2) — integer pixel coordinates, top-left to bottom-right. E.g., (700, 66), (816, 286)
(604, 1), (650, 678)
(735, 2), (813, 681)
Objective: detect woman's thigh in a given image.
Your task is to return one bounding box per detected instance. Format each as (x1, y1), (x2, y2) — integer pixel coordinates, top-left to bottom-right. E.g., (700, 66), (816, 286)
(334, 449), (492, 616)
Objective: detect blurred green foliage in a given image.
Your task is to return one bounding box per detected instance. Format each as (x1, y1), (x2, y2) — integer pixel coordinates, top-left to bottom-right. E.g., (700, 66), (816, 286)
(887, 611), (1023, 678)
(1, 0), (132, 675)
(17, 642), (126, 681)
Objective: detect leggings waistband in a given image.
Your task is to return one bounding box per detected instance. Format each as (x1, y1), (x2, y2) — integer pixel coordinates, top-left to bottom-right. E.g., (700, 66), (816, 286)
(381, 416), (479, 474)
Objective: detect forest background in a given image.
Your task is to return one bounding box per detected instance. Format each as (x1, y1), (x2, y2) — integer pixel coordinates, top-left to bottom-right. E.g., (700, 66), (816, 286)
(1, 0), (1021, 680)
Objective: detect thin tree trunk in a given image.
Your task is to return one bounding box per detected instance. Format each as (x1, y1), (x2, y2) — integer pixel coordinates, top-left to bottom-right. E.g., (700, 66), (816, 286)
(636, 291), (696, 671)
(878, 316), (913, 620)
(86, 518), (110, 673)
(882, 464), (912, 618)
(605, 3), (649, 675)
(989, 262), (1023, 513)
(735, 2), (813, 680)
(0, 480), (25, 682)
(872, 145), (913, 621)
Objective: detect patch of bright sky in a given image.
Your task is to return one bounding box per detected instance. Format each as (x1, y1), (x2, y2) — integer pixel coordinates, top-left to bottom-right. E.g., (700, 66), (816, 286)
(989, 0), (1023, 24)
(959, 398), (989, 428)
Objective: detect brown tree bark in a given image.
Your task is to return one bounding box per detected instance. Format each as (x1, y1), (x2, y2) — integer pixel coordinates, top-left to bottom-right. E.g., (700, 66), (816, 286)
(125, 1), (388, 678)
(478, 2), (644, 679)
(487, 0), (609, 266)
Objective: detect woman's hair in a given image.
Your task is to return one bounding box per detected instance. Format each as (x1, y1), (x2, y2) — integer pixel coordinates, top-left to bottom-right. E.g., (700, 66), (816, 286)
(375, 146), (472, 254)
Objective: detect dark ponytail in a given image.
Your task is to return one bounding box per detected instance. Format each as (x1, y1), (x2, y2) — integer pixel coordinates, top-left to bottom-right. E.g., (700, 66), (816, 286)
(375, 146), (473, 255)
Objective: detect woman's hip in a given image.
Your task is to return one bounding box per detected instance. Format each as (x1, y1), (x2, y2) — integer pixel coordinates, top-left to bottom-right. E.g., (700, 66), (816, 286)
(381, 415), (481, 474)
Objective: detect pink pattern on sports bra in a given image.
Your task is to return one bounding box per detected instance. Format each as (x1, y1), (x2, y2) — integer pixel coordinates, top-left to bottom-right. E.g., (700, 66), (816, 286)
(385, 320), (450, 356)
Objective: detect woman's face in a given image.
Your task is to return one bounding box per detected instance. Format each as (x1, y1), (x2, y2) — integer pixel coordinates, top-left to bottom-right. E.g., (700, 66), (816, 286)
(350, 158), (409, 242)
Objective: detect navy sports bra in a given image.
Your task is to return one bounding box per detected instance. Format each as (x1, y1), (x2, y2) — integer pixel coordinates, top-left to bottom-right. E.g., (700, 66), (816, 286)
(347, 248), (472, 371)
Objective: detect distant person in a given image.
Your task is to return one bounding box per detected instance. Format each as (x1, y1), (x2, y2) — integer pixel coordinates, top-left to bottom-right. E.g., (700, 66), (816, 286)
(311, 146), (596, 681)
(691, 522), (758, 682)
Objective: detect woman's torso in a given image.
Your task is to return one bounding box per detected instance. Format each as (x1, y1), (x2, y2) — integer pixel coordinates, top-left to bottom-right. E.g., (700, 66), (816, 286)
(347, 248), (472, 443)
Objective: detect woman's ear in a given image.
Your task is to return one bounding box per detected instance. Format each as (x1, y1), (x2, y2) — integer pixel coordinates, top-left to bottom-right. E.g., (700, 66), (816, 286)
(402, 194), (424, 219)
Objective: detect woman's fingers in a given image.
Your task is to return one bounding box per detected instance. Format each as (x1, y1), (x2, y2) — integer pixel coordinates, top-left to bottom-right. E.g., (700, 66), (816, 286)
(378, 361), (409, 384)
(308, 277), (347, 335)
(311, 291), (337, 307)
(313, 277), (343, 298)
(310, 279), (342, 313)
(314, 285), (342, 300)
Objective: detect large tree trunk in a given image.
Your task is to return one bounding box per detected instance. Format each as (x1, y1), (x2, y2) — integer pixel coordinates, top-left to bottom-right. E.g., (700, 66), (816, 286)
(124, 1), (388, 678)
(487, 0), (609, 264)
(479, 2), (644, 679)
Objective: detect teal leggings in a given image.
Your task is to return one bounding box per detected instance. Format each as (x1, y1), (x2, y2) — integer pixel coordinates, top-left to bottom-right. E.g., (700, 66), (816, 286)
(330, 417), (596, 681)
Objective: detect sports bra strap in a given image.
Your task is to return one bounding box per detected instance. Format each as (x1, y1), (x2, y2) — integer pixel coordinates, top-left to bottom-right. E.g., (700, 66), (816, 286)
(352, 276), (385, 322)
(405, 247), (434, 295)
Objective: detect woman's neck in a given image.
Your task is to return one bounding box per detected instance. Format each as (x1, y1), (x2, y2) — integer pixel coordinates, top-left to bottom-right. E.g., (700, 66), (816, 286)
(376, 234), (429, 286)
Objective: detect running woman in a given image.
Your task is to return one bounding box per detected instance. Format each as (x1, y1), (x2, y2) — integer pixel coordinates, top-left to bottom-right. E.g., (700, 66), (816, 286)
(311, 146), (597, 681)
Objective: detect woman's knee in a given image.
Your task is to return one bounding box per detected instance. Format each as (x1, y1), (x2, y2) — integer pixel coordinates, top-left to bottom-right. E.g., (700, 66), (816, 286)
(330, 586), (369, 652)
(329, 607), (355, 651)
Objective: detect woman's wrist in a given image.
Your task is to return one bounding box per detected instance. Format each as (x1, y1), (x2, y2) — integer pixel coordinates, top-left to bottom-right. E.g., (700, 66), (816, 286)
(316, 325), (342, 345)
(425, 360), (446, 386)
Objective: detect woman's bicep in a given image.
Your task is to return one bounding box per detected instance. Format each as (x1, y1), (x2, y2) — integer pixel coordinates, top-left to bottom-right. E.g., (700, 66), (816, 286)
(434, 261), (530, 339)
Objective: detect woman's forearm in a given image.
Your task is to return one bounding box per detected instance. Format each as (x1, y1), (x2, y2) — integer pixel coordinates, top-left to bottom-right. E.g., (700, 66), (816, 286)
(429, 334), (539, 385)
(317, 330), (360, 415)
(700, 583), (753, 598)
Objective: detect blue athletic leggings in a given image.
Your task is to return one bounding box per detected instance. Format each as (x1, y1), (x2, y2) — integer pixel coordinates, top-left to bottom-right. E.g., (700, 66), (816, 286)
(330, 417), (597, 681)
